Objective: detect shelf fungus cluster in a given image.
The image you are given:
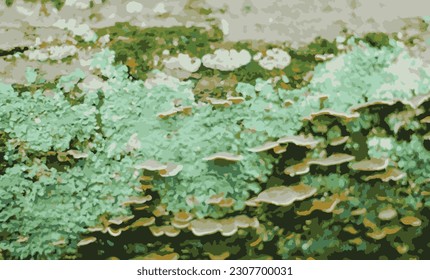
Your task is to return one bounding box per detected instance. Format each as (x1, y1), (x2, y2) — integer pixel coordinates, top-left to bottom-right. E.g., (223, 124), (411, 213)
(134, 160), (183, 177)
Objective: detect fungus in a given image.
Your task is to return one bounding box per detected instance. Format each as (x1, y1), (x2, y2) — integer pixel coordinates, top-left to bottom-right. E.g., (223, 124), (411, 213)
(409, 93), (430, 108)
(350, 158), (389, 171)
(203, 152), (243, 162)
(273, 146), (287, 154)
(87, 225), (104, 233)
(219, 219), (238, 236)
(284, 162), (310, 176)
(134, 160), (166, 171)
(130, 217), (155, 228)
(350, 99), (400, 111)
(67, 150), (88, 159)
(121, 195), (152, 206)
(248, 141), (280, 152)
(153, 205), (168, 217)
(174, 212), (193, 223)
(244, 197), (260, 207)
(149, 226), (180, 237)
(171, 220), (190, 229)
(107, 226), (128, 237)
(254, 184), (317, 206)
(365, 168), (406, 182)
(108, 215), (134, 225)
(277, 135), (320, 148)
(420, 116), (430, 124)
(309, 153), (355, 166)
(157, 108), (179, 118)
(77, 237), (97, 247)
(189, 219), (221, 236)
(329, 136), (349, 146)
(159, 162), (183, 177)
(304, 109), (360, 122)
(51, 239), (66, 246)
(188, 216), (258, 236)
(206, 98), (232, 107)
(227, 96), (245, 104)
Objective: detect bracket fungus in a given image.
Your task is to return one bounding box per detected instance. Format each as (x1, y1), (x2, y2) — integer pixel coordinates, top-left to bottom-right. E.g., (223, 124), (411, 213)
(420, 116), (430, 124)
(134, 160), (166, 171)
(171, 212), (194, 229)
(329, 136), (349, 146)
(157, 106), (193, 118)
(206, 98), (232, 107)
(149, 225), (181, 237)
(309, 153), (355, 167)
(277, 135), (320, 149)
(365, 168), (406, 182)
(135, 160), (183, 177)
(253, 184), (317, 206)
(284, 162), (311, 177)
(409, 93), (430, 109)
(174, 212), (194, 223)
(248, 141), (280, 153)
(203, 152), (244, 162)
(108, 215), (134, 226)
(189, 215), (259, 237)
(227, 96), (245, 104)
(189, 219), (220, 236)
(304, 110), (360, 122)
(350, 158), (389, 171)
(273, 146), (287, 154)
(121, 195), (152, 206)
(130, 217), (156, 228)
(159, 162), (183, 177)
(350, 99), (404, 112)
(107, 226), (129, 237)
(77, 237), (97, 247)
(67, 150), (89, 159)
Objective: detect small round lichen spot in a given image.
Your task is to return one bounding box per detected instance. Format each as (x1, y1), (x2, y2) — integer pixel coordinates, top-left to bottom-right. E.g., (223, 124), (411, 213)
(126, 1), (143, 13)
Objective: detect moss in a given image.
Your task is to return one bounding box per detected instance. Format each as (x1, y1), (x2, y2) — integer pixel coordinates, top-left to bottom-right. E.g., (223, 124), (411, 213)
(363, 32), (391, 48)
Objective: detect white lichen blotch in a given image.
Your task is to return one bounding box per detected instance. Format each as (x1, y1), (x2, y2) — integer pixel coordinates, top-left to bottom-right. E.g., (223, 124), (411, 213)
(202, 49), (251, 71)
(163, 53), (202, 73)
(254, 48), (291, 70)
(126, 1), (143, 13)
